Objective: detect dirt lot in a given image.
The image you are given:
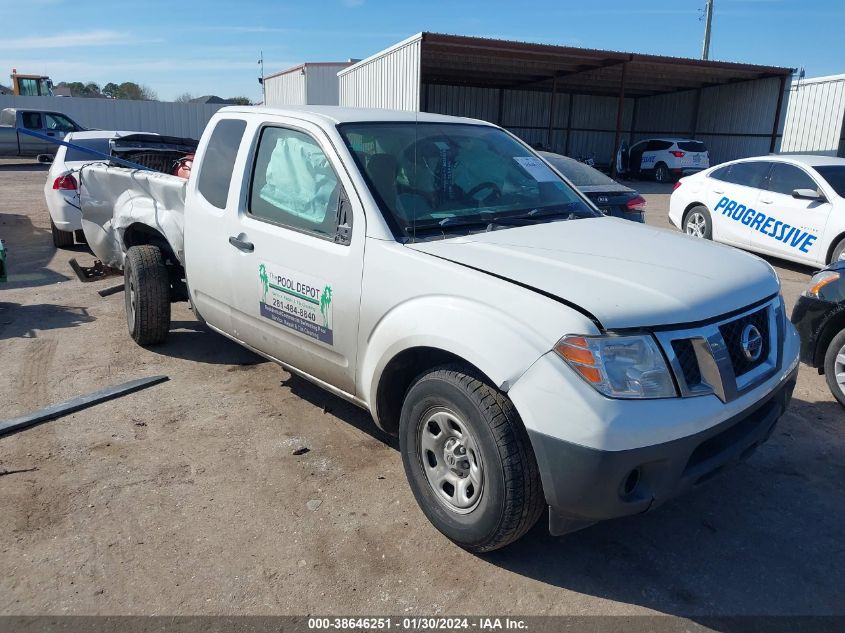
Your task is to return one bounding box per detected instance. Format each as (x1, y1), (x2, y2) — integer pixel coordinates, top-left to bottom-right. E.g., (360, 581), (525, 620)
(1, 159), (843, 619)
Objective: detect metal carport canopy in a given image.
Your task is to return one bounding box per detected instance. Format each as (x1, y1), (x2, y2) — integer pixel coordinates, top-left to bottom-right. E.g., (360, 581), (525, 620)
(418, 32), (792, 97)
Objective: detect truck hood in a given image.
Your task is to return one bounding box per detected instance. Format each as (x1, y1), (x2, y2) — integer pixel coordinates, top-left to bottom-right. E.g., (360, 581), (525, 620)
(405, 217), (779, 329)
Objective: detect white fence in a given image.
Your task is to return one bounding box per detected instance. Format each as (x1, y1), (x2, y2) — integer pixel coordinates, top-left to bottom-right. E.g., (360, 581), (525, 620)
(0, 95), (224, 139)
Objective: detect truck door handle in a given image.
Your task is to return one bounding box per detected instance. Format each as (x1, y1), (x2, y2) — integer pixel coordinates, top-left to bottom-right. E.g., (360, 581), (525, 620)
(228, 235), (254, 253)
(713, 189), (724, 194)
(760, 198), (773, 204)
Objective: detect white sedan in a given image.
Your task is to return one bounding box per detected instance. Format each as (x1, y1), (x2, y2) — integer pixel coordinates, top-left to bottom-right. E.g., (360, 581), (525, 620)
(669, 155), (845, 267)
(44, 130), (129, 247)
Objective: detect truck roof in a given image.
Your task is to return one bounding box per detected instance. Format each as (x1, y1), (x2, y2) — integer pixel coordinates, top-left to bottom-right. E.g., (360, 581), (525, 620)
(218, 105), (493, 127)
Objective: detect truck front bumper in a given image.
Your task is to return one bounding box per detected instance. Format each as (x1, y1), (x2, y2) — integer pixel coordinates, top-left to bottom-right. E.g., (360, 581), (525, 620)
(508, 321), (800, 535)
(528, 371), (795, 535)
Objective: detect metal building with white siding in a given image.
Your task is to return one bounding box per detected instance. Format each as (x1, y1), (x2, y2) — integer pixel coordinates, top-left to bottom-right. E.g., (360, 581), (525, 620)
(264, 62), (353, 107)
(780, 74), (845, 157)
(339, 33), (793, 169)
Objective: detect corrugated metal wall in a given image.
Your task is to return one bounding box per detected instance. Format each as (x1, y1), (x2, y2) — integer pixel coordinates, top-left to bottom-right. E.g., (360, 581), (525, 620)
(304, 65), (347, 105)
(339, 34), (422, 111)
(0, 94), (222, 138)
(780, 74), (845, 156)
(423, 76), (787, 165)
(264, 71), (306, 106)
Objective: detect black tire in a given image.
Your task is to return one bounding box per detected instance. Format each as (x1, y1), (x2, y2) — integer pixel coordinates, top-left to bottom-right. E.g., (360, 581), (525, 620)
(830, 237), (845, 264)
(823, 328), (845, 408)
(51, 219), (74, 248)
(654, 163), (670, 183)
(124, 245), (171, 345)
(683, 205), (713, 240)
(399, 364), (544, 552)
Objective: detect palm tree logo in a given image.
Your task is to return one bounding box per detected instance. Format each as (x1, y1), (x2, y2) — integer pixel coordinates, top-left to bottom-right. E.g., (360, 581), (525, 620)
(320, 285), (333, 327)
(259, 264), (269, 303)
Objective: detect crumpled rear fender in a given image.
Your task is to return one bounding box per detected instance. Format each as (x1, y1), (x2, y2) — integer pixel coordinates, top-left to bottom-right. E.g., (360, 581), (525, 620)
(79, 164), (186, 268)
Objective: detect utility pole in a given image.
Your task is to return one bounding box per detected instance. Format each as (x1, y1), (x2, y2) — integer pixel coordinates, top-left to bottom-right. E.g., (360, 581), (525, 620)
(701, 0), (714, 60)
(258, 51), (265, 104)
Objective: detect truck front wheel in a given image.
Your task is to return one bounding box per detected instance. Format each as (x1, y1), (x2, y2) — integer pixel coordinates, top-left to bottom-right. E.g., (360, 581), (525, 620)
(124, 245), (171, 346)
(399, 365), (544, 552)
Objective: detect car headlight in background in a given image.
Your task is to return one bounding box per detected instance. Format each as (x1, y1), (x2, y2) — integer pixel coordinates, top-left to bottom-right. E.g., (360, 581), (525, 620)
(555, 334), (677, 399)
(803, 271), (840, 299)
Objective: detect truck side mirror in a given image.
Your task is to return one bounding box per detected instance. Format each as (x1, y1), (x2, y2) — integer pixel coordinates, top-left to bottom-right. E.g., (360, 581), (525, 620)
(792, 188), (825, 202)
(334, 188), (353, 246)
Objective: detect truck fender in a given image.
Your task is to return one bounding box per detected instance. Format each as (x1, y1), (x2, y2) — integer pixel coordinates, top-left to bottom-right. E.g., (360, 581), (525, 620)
(359, 295), (587, 430)
(79, 165), (186, 268)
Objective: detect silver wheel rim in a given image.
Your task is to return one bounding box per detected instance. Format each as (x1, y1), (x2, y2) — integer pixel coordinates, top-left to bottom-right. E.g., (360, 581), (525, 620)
(686, 212), (707, 238)
(418, 408), (484, 514)
(835, 342), (845, 394)
(656, 167), (667, 182)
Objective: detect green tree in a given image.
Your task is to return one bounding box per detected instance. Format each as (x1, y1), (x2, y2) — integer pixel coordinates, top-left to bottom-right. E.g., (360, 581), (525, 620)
(228, 96), (251, 105)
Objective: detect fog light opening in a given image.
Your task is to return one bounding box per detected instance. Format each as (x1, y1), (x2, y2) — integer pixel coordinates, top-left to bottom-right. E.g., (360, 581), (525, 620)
(621, 468), (642, 497)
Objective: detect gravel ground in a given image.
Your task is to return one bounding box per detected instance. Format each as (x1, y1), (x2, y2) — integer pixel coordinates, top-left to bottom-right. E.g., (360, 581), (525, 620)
(0, 159), (843, 619)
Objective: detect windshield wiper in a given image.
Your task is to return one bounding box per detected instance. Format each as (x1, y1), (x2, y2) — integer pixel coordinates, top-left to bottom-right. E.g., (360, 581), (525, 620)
(405, 214), (496, 233)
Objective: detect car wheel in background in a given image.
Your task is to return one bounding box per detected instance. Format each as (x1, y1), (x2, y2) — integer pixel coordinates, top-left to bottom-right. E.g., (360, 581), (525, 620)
(124, 245), (171, 346)
(399, 364), (544, 552)
(50, 219), (74, 248)
(654, 163), (670, 183)
(830, 237), (845, 263)
(823, 329), (845, 408)
(684, 205), (712, 239)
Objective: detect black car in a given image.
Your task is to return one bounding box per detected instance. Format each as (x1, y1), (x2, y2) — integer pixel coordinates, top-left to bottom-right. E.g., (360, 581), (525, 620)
(791, 259), (845, 407)
(540, 152), (646, 222)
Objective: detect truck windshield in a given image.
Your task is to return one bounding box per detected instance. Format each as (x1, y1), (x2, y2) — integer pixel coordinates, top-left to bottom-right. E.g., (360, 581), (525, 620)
(339, 122), (598, 239)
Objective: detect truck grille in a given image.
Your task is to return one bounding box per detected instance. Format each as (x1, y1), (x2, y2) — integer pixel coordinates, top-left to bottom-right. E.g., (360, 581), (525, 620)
(671, 339), (702, 387)
(654, 298), (782, 403)
(719, 307), (770, 376)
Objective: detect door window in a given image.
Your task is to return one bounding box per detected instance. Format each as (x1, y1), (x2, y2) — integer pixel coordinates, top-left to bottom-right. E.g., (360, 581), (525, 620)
(722, 161), (770, 189)
(249, 126), (343, 241)
(196, 118), (247, 210)
(44, 113), (75, 131)
(766, 163), (818, 196)
(21, 112), (42, 130)
(646, 140), (673, 151)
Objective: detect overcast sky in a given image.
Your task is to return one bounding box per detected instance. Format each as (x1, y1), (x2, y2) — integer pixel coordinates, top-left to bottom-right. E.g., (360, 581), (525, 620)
(0, 0), (841, 101)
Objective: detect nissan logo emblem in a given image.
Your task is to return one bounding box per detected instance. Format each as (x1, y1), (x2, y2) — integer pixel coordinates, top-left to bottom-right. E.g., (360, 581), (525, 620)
(740, 324), (763, 362)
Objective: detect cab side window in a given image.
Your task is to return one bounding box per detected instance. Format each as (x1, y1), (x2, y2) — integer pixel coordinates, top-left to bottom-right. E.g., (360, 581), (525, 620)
(197, 118), (247, 210)
(21, 112), (42, 130)
(766, 163), (817, 196)
(249, 126), (348, 242)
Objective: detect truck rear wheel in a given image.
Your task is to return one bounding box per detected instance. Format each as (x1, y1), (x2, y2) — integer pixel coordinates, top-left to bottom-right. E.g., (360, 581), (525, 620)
(51, 219), (74, 248)
(399, 364), (544, 552)
(124, 245), (171, 346)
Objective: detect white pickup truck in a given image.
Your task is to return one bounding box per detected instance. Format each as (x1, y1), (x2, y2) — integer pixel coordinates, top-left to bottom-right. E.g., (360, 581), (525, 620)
(78, 106), (800, 551)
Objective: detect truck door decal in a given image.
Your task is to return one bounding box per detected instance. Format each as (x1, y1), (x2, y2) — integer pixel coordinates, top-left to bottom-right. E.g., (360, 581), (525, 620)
(258, 261), (333, 345)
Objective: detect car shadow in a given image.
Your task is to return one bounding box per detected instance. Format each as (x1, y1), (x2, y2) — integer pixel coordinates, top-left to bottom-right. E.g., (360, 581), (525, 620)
(281, 380), (843, 621)
(145, 319), (269, 366)
(0, 213), (71, 289)
(280, 372), (399, 450)
(477, 396), (845, 622)
(0, 161), (49, 172)
(0, 302), (94, 339)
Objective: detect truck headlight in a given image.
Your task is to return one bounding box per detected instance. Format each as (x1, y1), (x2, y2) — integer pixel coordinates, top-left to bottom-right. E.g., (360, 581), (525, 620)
(555, 334), (677, 399)
(803, 271), (840, 299)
